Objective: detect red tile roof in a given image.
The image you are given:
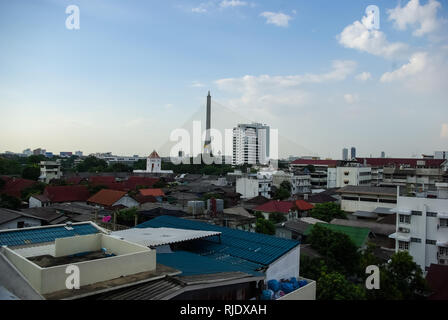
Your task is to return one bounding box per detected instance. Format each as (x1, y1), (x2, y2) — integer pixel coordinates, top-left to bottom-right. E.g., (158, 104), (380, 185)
(134, 194), (157, 204)
(87, 189), (127, 207)
(44, 185), (90, 203)
(89, 176), (116, 186)
(139, 188), (165, 197)
(148, 150), (160, 159)
(356, 157), (445, 168)
(125, 177), (159, 189)
(0, 176), (38, 198)
(66, 176), (83, 184)
(291, 159), (338, 166)
(254, 200), (294, 214)
(294, 200), (314, 211)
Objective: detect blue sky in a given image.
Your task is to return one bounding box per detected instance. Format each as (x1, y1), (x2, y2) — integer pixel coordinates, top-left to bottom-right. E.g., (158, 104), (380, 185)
(0, 0), (447, 159)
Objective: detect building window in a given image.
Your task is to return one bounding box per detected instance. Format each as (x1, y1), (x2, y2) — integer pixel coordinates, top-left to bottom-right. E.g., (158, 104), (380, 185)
(439, 247), (448, 256)
(17, 221), (25, 228)
(398, 241), (409, 250)
(399, 215), (411, 224)
(410, 237), (421, 243)
(426, 239), (437, 245)
(427, 212), (437, 217)
(440, 219), (448, 228)
(411, 211), (422, 216)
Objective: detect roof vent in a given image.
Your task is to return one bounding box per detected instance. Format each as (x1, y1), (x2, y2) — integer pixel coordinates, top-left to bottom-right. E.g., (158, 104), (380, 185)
(64, 221), (74, 231)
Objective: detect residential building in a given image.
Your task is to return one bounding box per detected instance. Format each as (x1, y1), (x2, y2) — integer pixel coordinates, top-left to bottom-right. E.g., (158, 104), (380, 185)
(232, 123), (270, 165)
(327, 166), (371, 188)
(0, 176), (37, 199)
(254, 200), (297, 221)
(337, 185), (398, 213)
(23, 148), (32, 157)
(290, 159), (339, 189)
(236, 176), (271, 199)
(381, 151), (385, 158)
(389, 183), (448, 271)
(29, 185), (90, 208)
(356, 157), (447, 191)
(272, 171), (311, 195)
(0, 208), (42, 230)
(75, 151), (83, 157)
(59, 152), (73, 158)
(38, 160), (62, 183)
(87, 189), (139, 209)
(33, 148), (46, 156)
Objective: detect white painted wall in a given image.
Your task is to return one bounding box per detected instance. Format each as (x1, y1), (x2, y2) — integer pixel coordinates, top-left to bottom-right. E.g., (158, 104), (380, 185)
(113, 195), (139, 208)
(265, 246), (300, 282)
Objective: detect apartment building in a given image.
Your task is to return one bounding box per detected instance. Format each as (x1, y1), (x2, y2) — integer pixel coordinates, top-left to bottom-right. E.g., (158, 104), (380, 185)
(232, 123), (270, 165)
(327, 166), (371, 188)
(356, 158), (447, 192)
(290, 159), (338, 189)
(272, 171), (311, 195)
(236, 176), (272, 199)
(389, 183), (448, 271)
(337, 186), (397, 213)
(38, 160), (62, 183)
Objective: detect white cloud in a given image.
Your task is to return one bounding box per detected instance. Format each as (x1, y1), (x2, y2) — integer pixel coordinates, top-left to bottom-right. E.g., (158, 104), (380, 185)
(215, 60), (357, 116)
(220, 0), (247, 8)
(338, 12), (407, 58)
(344, 94), (359, 104)
(355, 72), (372, 81)
(190, 81), (205, 88)
(192, 6), (207, 13)
(380, 52), (427, 82)
(441, 123), (448, 138)
(388, 0), (442, 37)
(260, 12), (292, 27)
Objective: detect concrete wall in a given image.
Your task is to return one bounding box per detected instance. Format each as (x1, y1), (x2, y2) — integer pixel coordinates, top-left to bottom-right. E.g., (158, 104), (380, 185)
(29, 197), (43, 208)
(341, 198), (396, 213)
(277, 278), (316, 300)
(113, 195), (139, 208)
(265, 246), (300, 282)
(3, 234), (157, 295)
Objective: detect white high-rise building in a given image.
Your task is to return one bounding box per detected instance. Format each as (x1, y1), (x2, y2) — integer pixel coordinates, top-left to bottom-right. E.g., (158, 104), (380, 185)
(232, 123), (270, 165)
(389, 183), (448, 271)
(342, 148), (348, 161)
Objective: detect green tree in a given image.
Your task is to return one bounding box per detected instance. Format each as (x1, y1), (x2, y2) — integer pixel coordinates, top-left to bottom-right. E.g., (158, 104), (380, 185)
(255, 218), (275, 235)
(307, 224), (360, 275)
(153, 178), (167, 188)
(88, 184), (108, 195)
(21, 182), (46, 201)
(27, 155), (46, 165)
(273, 186), (290, 200)
(0, 157), (22, 175)
(317, 271), (366, 300)
(106, 163), (132, 172)
(0, 194), (21, 210)
(367, 251), (428, 300)
(268, 212), (287, 224)
(310, 202), (347, 222)
(76, 156), (108, 173)
(22, 166), (40, 181)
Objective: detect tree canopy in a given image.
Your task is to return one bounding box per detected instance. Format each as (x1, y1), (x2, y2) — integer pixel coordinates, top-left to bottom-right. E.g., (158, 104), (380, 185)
(310, 202), (347, 222)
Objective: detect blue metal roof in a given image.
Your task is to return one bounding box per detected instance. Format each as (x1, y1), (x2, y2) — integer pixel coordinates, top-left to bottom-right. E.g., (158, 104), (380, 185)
(157, 251), (263, 277)
(0, 223), (100, 247)
(136, 216), (299, 267)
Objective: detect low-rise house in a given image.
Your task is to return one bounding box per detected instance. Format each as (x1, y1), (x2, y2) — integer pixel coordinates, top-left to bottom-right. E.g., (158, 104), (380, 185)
(29, 185), (91, 208)
(0, 208), (42, 230)
(0, 176), (37, 199)
(236, 176), (271, 199)
(87, 189), (139, 210)
(38, 160), (62, 184)
(139, 188), (165, 202)
(134, 215), (316, 299)
(292, 200), (314, 217)
(254, 200), (297, 221)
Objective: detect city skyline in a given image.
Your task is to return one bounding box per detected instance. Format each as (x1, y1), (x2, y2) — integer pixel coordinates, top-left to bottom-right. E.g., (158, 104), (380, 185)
(1, 0), (448, 159)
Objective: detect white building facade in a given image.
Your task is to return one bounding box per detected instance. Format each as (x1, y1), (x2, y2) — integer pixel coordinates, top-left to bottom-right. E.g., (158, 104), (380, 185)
(232, 123), (270, 166)
(389, 183), (448, 271)
(236, 176), (272, 199)
(39, 160), (62, 183)
(327, 166), (371, 188)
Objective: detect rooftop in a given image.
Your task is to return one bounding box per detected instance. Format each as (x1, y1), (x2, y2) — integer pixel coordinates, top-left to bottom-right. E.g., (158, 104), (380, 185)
(139, 188), (165, 197)
(87, 189), (127, 207)
(294, 200), (314, 211)
(44, 185), (90, 203)
(136, 215), (299, 267)
(0, 176), (37, 198)
(356, 157), (446, 168)
(336, 185), (397, 196)
(291, 159), (338, 166)
(0, 222), (102, 247)
(254, 200), (294, 214)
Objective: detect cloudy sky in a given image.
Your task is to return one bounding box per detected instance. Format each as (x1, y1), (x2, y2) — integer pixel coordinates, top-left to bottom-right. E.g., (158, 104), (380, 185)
(0, 0), (447, 159)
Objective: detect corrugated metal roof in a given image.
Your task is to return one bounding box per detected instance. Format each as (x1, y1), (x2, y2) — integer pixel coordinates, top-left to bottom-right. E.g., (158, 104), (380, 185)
(157, 251), (262, 276)
(110, 227), (221, 247)
(136, 216), (299, 266)
(0, 223), (100, 247)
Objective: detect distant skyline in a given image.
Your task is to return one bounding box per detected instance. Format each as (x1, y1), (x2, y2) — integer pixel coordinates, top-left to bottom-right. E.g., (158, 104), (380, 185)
(1, 0), (447, 159)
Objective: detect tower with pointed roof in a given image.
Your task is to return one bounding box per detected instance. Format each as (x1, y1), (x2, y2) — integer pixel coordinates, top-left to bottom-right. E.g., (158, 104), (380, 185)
(146, 150), (161, 173)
